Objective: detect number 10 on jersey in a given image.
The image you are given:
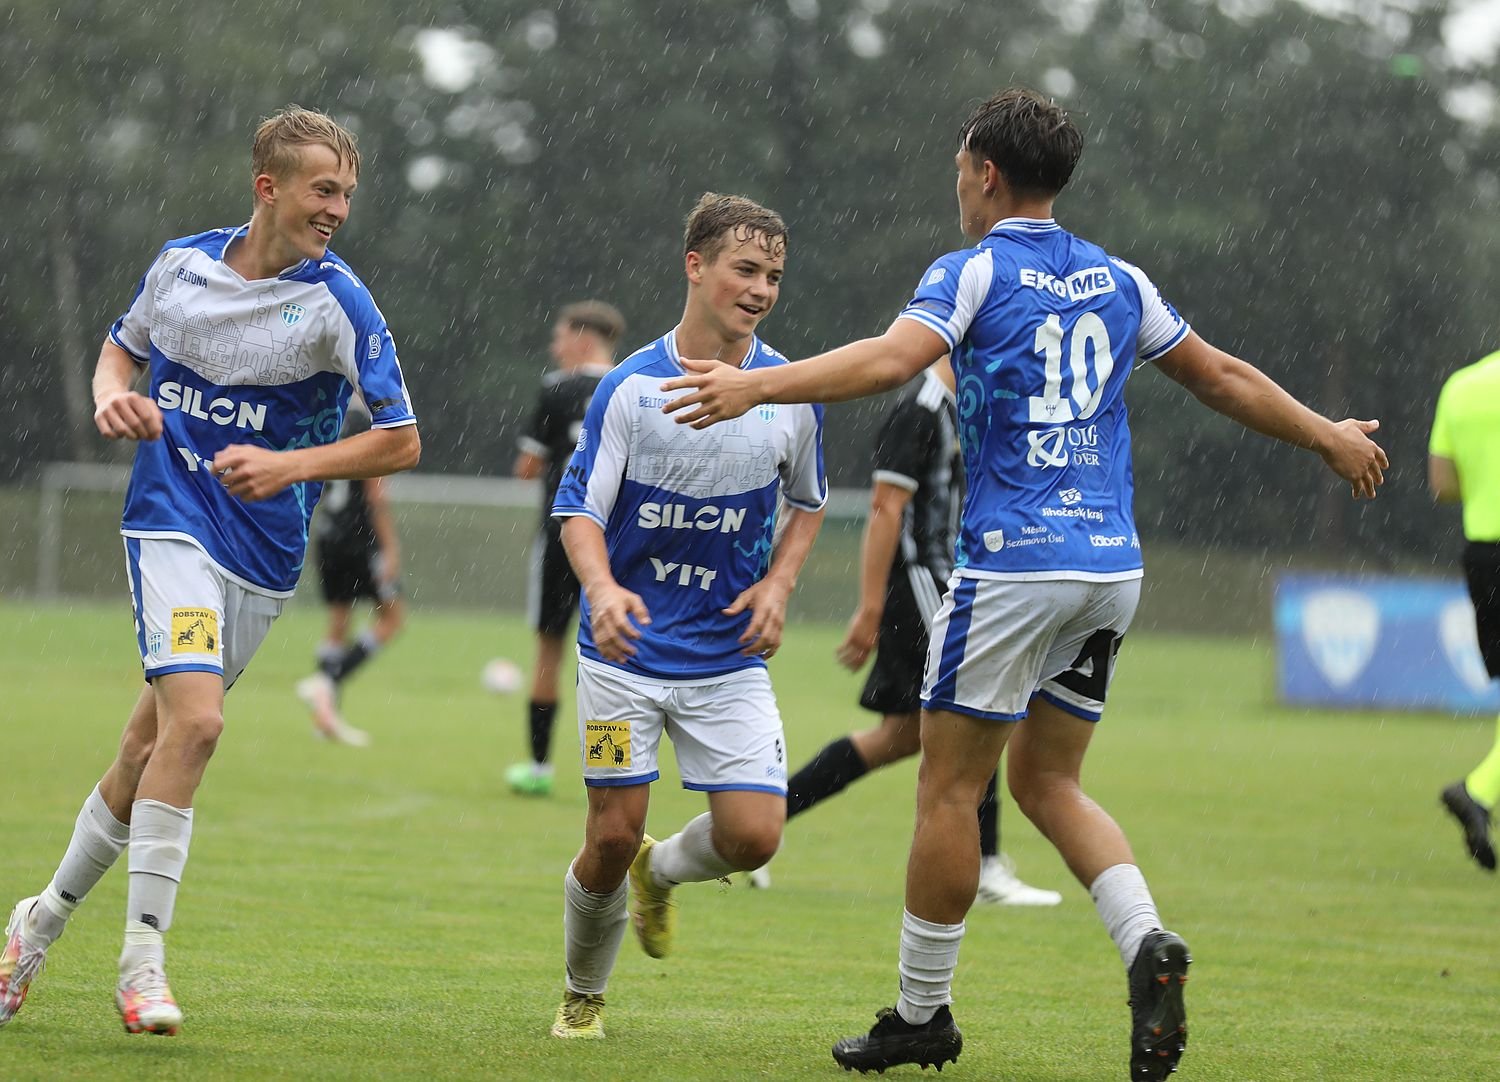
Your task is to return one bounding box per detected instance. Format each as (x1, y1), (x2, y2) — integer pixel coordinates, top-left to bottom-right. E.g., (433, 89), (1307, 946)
(1028, 312), (1117, 424)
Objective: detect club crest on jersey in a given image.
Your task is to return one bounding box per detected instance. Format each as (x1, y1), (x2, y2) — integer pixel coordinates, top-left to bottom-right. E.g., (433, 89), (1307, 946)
(757, 404), (778, 424)
(279, 302), (306, 327)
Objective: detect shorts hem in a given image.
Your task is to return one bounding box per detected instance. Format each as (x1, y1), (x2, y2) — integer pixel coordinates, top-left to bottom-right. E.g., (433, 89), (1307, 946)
(584, 773), (659, 788)
(145, 663), (223, 681)
(1035, 689), (1102, 722)
(682, 782), (787, 796)
(920, 697), (1025, 722)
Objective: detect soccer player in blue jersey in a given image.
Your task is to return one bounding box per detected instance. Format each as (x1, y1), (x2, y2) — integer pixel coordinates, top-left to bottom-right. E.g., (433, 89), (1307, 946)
(0, 107), (419, 1036)
(661, 88), (1387, 1078)
(546, 193), (826, 1040)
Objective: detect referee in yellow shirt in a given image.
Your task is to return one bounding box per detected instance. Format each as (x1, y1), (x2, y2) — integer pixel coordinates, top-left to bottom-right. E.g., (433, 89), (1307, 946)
(1432, 350), (1500, 872)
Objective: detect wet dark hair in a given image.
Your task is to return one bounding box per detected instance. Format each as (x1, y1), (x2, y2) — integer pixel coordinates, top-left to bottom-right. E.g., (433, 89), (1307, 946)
(683, 192), (787, 263)
(958, 87), (1083, 196)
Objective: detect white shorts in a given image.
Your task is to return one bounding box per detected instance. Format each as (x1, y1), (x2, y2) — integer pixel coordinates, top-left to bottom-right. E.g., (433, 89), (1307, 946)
(921, 576), (1141, 722)
(124, 537), (284, 689)
(574, 658), (789, 794)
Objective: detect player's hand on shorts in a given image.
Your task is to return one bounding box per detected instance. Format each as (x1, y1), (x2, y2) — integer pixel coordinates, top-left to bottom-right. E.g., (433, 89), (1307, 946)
(660, 359), (759, 429)
(587, 582), (650, 662)
(210, 444), (298, 503)
(727, 578), (790, 658)
(94, 390), (163, 441)
(836, 606), (880, 671)
(1320, 418), (1388, 500)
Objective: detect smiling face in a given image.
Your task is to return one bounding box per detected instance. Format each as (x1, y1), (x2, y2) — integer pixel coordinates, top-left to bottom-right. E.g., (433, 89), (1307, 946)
(686, 227), (785, 342)
(257, 142), (358, 264)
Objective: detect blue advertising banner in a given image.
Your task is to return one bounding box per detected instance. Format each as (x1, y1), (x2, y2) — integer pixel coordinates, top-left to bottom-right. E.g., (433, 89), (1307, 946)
(1274, 572), (1500, 714)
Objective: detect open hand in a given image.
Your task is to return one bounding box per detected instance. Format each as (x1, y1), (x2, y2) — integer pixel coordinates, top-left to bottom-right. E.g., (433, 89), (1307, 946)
(660, 359), (759, 429)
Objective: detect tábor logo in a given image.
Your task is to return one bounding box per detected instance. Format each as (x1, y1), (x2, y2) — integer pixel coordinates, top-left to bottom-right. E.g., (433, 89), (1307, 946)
(279, 302), (306, 327)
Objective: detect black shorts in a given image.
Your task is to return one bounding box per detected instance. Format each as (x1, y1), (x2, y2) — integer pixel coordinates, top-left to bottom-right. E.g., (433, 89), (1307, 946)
(859, 565), (947, 716)
(1463, 542), (1500, 678)
(317, 541), (399, 606)
(529, 521), (582, 637)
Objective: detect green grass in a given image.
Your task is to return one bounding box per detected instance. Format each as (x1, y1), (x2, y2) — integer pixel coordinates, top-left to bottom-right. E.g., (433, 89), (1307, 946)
(1, 599), (1497, 1080)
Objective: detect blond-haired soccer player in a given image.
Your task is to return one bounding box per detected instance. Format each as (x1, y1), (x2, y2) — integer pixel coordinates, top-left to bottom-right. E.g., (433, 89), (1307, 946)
(662, 88), (1386, 1078)
(547, 194), (825, 1040)
(0, 106), (419, 1035)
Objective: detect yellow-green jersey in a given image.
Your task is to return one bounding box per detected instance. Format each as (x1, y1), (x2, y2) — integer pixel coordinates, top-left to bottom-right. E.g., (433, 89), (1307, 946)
(1431, 351), (1500, 542)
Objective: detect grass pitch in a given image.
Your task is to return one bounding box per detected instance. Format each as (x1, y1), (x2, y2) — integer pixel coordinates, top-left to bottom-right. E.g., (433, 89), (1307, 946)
(1, 599), (1497, 1080)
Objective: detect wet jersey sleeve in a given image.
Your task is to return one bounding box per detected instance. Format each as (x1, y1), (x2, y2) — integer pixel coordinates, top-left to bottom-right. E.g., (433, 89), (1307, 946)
(1111, 258), (1190, 362)
(870, 393), (933, 492)
(552, 372), (631, 527)
(896, 250), (996, 350)
(779, 402), (827, 512)
(108, 246), (171, 362)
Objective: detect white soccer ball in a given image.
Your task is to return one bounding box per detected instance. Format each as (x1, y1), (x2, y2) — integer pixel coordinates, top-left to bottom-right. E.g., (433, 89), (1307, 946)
(481, 657), (523, 694)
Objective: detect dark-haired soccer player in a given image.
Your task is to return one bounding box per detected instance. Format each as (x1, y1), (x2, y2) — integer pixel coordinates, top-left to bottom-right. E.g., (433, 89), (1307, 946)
(547, 193), (824, 1041)
(662, 87), (1386, 1078)
(0, 107), (419, 1036)
(508, 301), (626, 796)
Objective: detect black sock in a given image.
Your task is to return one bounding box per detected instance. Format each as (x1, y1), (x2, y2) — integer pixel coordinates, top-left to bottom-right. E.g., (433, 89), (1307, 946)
(786, 736), (869, 819)
(978, 770), (1000, 859)
(325, 638), (373, 684)
(528, 700), (557, 764)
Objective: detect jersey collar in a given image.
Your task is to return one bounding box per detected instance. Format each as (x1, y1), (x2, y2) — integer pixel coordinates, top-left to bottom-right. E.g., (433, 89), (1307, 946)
(984, 217), (1061, 239)
(220, 222), (314, 282)
(665, 328), (758, 373)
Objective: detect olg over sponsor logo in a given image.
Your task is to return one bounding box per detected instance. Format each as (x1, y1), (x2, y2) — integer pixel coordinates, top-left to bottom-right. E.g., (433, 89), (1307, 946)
(1018, 266), (1116, 302)
(637, 502), (747, 534)
(156, 382), (266, 431)
(1026, 424), (1101, 469)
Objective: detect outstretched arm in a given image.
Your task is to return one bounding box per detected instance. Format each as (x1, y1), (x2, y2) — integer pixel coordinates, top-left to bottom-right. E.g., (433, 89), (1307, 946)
(1153, 331), (1388, 499)
(661, 320), (948, 428)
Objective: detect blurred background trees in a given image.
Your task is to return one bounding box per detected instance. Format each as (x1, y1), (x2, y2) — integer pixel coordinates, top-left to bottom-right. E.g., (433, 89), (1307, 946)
(5, 0), (1498, 565)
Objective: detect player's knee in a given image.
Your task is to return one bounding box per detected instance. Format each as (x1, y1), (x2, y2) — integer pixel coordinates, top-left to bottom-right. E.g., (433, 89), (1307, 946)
(587, 821), (645, 875)
(168, 710), (225, 755)
(713, 821), (782, 870)
(117, 727), (156, 771)
(1009, 771), (1078, 824)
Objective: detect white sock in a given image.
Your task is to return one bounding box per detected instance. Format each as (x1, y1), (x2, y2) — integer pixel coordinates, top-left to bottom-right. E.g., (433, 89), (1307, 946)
(649, 813), (735, 886)
(33, 786), (130, 944)
(121, 920), (165, 974)
(1090, 863), (1162, 967)
(125, 800), (194, 938)
(897, 910), (965, 1025)
(563, 865), (628, 996)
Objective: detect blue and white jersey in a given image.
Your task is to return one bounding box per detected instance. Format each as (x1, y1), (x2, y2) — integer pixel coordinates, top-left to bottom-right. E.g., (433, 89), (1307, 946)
(553, 330), (826, 679)
(109, 225), (416, 596)
(898, 218), (1188, 582)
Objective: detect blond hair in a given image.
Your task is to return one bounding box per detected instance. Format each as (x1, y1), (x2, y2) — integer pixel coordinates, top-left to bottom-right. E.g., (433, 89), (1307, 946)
(251, 105), (361, 183)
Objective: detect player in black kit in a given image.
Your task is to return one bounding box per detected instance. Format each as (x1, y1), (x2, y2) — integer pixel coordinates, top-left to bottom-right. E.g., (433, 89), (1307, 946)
(507, 301), (626, 795)
(296, 405), (406, 746)
(751, 357), (1060, 905)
